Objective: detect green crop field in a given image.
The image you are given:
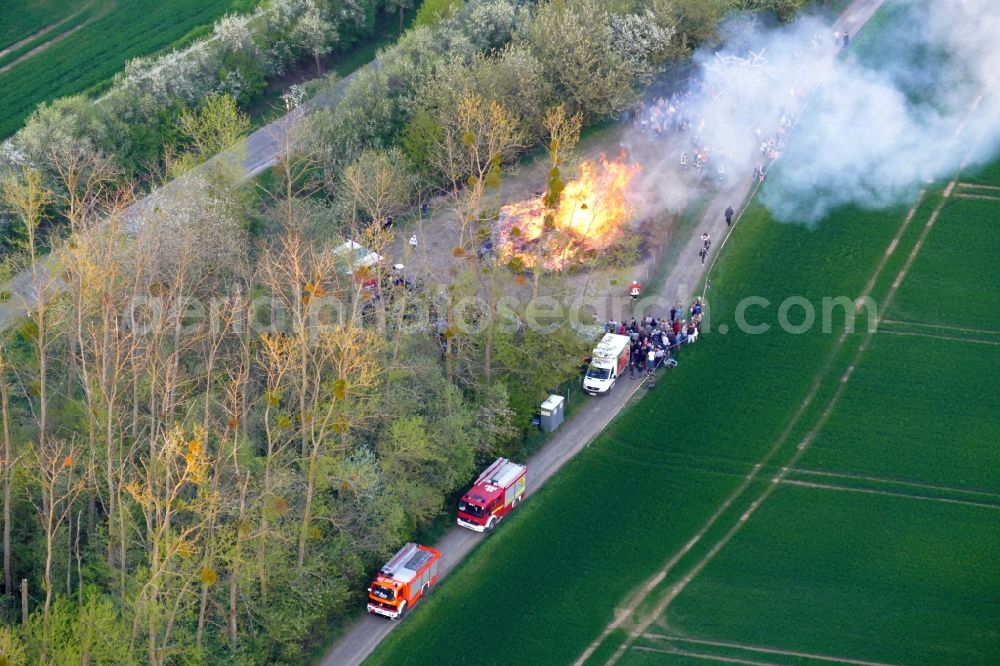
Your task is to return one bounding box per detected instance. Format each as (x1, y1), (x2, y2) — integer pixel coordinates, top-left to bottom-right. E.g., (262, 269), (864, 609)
(365, 3), (1000, 662)
(0, 0), (255, 138)
(887, 197), (1000, 330)
(630, 486), (1000, 665)
(799, 332), (1000, 492)
(0, 0), (89, 50)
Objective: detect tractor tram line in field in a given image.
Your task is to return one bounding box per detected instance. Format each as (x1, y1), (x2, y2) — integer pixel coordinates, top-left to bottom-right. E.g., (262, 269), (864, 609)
(876, 328), (1000, 346)
(778, 479), (1000, 512)
(951, 181), (1000, 201)
(0, 21), (94, 75)
(878, 319), (1000, 337)
(0, 3), (89, 60)
(877, 318), (1000, 346)
(787, 468), (1000, 503)
(632, 645), (787, 666)
(638, 634), (904, 666)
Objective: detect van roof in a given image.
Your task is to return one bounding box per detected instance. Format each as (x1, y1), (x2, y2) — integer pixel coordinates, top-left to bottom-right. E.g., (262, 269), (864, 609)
(593, 333), (630, 360)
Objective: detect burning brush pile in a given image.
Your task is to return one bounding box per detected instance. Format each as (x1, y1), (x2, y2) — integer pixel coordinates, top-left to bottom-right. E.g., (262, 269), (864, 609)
(496, 154), (641, 271)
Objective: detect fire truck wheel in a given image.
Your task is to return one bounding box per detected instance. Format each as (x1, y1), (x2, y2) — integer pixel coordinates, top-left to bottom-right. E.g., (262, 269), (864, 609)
(422, 582), (431, 596)
(396, 601), (407, 619)
(487, 517), (496, 531)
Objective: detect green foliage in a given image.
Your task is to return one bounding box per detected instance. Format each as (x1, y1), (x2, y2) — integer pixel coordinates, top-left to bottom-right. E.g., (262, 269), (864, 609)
(247, 553), (354, 663)
(732, 0), (810, 22)
(544, 166), (565, 208)
(401, 108), (441, 170)
(21, 591), (133, 664)
(666, 0), (728, 52)
(377, 352), (485, 528)
(526, 0), (640, 119)
(591, 232), (642, 269)
(0, 624), (27, 666)
(494, 321), (590, 437)
(413, 0), (463, 28)
(174, 93), (252, 168)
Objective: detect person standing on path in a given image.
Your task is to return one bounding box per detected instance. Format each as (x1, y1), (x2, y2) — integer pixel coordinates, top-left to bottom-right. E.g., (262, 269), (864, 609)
(699, 247), (707, 265)
(725, 206), (734, 226)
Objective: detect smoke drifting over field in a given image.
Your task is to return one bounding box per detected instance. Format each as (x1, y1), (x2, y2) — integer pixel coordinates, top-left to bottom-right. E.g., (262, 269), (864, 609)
(627, 0), (1000, 226)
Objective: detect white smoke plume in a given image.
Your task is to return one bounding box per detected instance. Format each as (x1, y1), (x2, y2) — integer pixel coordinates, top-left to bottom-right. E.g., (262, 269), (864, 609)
(624, 0), (1000, 226)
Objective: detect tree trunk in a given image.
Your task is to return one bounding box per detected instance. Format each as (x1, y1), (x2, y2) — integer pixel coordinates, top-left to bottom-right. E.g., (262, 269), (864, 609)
(1, 364), (13, 596)
(2, 463), (10, 597)
(297, 442), (320, 569)
(196, 582), (209, 648)
(299, 362), (309, 461)
(43, 501), (54, 631)
(20, 578), (27, 624)
(66, 511), (72, 597)
(38, 308), (48, 454)
(229, 473), (248, 646)
(105, 412), (117, 583)
(75, 511), (83, 607)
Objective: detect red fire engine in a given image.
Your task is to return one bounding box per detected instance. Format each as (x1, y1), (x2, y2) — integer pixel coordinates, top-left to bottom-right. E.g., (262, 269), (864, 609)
(367, 543), (441, 620)
(457, 458), (527, 532)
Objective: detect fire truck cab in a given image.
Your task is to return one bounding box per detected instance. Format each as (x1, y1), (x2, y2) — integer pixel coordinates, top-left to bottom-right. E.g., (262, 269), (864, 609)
(457, 458), (527, 532)
(367, 543), (441, 620)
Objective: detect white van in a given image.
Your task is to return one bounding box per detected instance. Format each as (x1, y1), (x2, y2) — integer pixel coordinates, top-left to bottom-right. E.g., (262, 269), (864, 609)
(583, 333), (631, 395)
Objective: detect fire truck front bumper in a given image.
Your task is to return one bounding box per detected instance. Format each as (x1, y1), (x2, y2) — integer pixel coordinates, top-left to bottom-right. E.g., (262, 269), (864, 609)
(456, 517), (487, 533)
(368, 603), (401, 619)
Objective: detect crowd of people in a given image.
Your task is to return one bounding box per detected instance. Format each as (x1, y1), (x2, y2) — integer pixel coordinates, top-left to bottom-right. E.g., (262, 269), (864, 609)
(603, 298), (706, 384)
(751, 110), (793, 181)
(627, 90), (734, 184)
(624, 83), (798, 186)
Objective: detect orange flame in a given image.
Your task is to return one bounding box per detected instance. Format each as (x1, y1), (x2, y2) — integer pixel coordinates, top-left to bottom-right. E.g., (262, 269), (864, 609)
(497, 154), (640, 270)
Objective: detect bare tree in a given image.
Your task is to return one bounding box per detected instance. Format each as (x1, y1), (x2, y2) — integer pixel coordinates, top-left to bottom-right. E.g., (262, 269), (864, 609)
(427, 92), (524, 382)
(339, 148), (415, 229)
(431, 91), (525, 251)
(125, 424), (213, 665)
(29, 439), (87, 641)
(2, 167), (59, 456)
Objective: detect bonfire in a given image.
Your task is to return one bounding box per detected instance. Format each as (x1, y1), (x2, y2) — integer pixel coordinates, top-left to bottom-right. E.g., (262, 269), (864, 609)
(496, 154), (640, 271)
